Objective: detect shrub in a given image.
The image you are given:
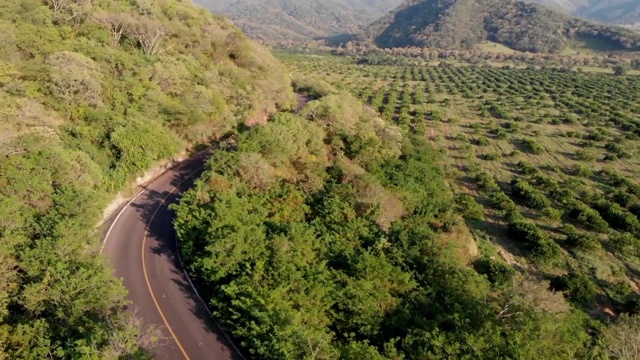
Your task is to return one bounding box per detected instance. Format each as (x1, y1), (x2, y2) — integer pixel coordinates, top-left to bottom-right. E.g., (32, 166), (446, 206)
(556, 272), (597, 306)
(488, 191), (517, 212)
(563, 224), (601, 251)
(575, 149), (597, 161)
(521, 138), (544, 154)
(454, 133), (469, 142)
(474, 258), (515, 287)
(476, 137), (491, 146)
(608, 232), (639, 257)
(508, 219), (561, 263)
(572, 164), (593, 178)
(517, 161), (540, 176)
(455, 194), (485, 221)
(623, 296), (640, 315)
(511, 178), (551, 210)
(475, 171), (499, 191)
(483, 153), (500, 161)
(592, 199), (640, 235)
(541, 207), (563, 221)
(568, 201), (610, 232)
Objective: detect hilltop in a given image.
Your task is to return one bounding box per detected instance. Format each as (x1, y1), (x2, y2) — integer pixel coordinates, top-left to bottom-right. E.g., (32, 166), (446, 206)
(193, 0), (403, 44)
(0, 0), (292, 357)
(364, 0), (640, 53)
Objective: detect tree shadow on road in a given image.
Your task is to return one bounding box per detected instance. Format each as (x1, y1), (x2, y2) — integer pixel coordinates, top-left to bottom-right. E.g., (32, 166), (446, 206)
(129, 160), (245, 360)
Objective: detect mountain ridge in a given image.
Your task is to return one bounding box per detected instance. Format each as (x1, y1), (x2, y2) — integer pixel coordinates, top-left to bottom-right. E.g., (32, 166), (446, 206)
(193, 0), (403, 43)
(363, 0), (640, 53)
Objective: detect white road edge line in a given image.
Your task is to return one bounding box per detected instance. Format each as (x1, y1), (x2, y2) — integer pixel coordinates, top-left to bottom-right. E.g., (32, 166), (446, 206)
(100, 152), (246, 360)
(100, 188), (147, 255)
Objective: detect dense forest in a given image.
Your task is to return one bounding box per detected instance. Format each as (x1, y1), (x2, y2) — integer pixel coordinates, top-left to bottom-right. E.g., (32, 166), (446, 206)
(364, 0), (640, 53)
(170, 82), (620, 359)
(0, 0), (293, 358)
(193, 0), (403, 44)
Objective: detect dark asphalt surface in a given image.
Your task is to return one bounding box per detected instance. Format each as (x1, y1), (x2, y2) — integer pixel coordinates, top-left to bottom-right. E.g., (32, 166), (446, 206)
(102, 153), (241, 360)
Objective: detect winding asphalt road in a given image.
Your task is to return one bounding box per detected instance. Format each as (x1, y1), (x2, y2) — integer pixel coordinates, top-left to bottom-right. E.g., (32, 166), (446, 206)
(101, 152), (241, 360)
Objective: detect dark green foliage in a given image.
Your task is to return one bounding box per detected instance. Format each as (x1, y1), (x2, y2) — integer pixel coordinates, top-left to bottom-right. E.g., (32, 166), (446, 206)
(613, 65), (629, 76)
(511, 178), (552, 210)
(489, 190), (517, 211)
(475, 171), (500, 191)
(592, 198), (640, 235)
(517, 161), (541, 176)
(474, 257), (515, 286)
(556, 272), (597, 306)
(521, 137), (544, 154)
(508, 217), (561, 263)
(608, 232), (640, 257)
(455, 193), (485, 221)
(623, 296), (640, 315)
(563, 224), (601, 252)
(568, 201), (610, 232)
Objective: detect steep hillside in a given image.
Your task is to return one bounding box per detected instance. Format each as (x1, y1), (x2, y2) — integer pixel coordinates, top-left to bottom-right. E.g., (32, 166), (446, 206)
(0, 0), (292, 357)
(194, 0), (403, 44)
(364, 0), (640, 53)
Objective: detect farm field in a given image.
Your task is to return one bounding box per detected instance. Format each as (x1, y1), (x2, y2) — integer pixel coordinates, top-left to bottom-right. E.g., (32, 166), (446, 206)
(283, 54), (640, 317)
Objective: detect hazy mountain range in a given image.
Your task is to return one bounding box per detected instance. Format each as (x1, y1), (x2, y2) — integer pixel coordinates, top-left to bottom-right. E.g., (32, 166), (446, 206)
(193, 0), (640, 45)
(531, 0), (640, 26)
(192, 0), (403, 43)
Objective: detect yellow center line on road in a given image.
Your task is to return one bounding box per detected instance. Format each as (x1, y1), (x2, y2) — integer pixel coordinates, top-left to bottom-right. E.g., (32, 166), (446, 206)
(141, 166), (204, 360)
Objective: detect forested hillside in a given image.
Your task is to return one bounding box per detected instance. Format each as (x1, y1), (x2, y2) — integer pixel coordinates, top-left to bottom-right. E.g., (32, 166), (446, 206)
(193, 0), (403, 44)
(364, 0), (640, 53)
(172, 84), (601, 359)
(0, 0), (292, 358)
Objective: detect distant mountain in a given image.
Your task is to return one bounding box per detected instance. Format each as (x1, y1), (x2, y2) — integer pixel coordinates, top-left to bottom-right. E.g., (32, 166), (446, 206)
(193, 0), (403, 44)
(529, 0), (640, 26)
(363, 0), (640, 53)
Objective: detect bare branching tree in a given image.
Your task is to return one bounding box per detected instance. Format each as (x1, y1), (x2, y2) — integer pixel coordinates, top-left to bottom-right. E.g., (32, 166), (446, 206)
(44, 0), (92, 25)
(43, 0), (67, 13)
(96, 308), (164, 359)
(127, 17), (169, 56)
(93, 12), (131, 47)
(601, 314), (640, 360)
(0, 132), (23, 158)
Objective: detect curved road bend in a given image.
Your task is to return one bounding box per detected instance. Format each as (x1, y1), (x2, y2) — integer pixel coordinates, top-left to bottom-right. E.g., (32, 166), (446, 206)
(101, 152), (240, 360)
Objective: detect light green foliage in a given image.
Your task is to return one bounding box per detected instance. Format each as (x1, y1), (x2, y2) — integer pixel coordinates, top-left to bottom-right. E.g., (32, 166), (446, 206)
(46, 51), (103, 108)
(174, 90), (590, 359)
(0, 0), (293, 357)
